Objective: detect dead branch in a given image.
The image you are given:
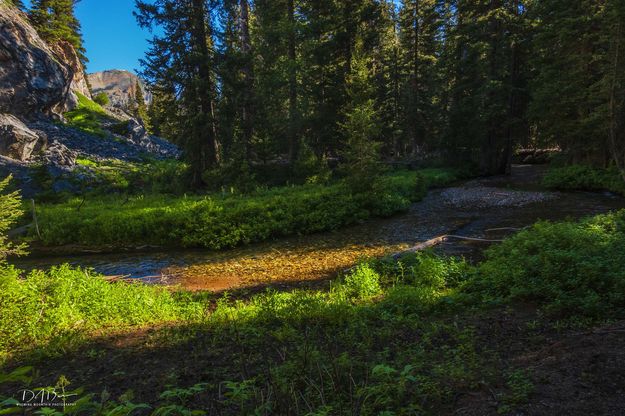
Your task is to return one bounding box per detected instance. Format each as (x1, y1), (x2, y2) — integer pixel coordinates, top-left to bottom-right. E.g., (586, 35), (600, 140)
(391, 234), (503, 260)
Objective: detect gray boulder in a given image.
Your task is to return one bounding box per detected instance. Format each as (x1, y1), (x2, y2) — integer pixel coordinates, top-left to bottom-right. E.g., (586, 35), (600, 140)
(0, 4), (71, 117)
(0, 114), (43, 161)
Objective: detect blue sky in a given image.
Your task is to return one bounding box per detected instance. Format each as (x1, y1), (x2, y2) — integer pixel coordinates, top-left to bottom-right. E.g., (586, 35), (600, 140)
(22, 0), (403, 75)
(24, 0), (151, 74)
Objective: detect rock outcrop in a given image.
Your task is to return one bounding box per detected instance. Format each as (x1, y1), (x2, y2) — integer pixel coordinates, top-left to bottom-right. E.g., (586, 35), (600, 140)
(88, 70), (151, 110)
(0, 3), (181, 197)
(0, 3), (71, 117)
(0, 114), (44, 161)
(51, 40), (91, 110)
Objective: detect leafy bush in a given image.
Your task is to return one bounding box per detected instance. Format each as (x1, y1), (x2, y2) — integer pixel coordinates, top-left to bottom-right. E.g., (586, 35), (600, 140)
(93, 92), (110, 106)
(292, 142), (333, 185)
(140, 159), (191, 194)
(376, 251), (471, 289)
(341, 263), (382, 299)
(543, 164), (625, 195)
(465, 210), (625, 318)
(202, 160), (257, 192)
(35, 170), (438, 249)
(108, 120), (130, 136)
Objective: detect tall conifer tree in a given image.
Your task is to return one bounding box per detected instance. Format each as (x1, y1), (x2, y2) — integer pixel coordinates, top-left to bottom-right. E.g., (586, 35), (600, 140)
(29, 0), (87, 64)
(135, 0), (221, 186)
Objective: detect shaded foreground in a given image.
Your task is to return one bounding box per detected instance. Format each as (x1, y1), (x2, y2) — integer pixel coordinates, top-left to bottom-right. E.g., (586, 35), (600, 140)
(2, 210), (625, 415)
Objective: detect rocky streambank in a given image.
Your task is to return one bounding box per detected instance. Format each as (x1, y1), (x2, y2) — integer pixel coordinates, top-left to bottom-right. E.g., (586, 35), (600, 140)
(0, 118), (180, 196)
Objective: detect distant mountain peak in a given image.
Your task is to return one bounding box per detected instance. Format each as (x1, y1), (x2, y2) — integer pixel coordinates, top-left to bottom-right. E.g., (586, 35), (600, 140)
(88, 70), (151, 109)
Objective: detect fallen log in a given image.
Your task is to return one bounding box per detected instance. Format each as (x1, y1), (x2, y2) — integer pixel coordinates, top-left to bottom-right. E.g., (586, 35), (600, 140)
(391, 234), (503, 260)
(343, 233), (506, 274)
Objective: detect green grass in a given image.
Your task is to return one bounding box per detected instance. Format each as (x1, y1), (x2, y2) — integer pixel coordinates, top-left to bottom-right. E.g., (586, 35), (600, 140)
(34, 169), (462, 249)
(542, 164), (625, 196)
(0, 264), (205, 363)
(3, 210), (625, 414)
(1, 253), (477, 414)
(64, 93), (112, 137)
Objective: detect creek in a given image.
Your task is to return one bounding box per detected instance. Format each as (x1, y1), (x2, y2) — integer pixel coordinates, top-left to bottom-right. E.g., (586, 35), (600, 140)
(15, 165), (625, 292)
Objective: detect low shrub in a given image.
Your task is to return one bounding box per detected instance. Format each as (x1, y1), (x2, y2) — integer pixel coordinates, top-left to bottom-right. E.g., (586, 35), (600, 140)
(93, 92), (110, 106)
(542, 164), (625, 195)
(465, 210), (625, 318)
(341, 263), (382, 299)
(108, 120), (130, 136)
(35, 169), (443, 249)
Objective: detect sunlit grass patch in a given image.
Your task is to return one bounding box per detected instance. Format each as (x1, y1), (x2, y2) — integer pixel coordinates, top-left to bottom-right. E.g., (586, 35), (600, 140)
(34, 169), (443, 249)
(64, 93), (112, 137)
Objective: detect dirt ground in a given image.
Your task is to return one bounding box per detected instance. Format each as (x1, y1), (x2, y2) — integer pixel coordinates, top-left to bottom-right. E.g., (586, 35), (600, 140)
(5, 306), (625, 415)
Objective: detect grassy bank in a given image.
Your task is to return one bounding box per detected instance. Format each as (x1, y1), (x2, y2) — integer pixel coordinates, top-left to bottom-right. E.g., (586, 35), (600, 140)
(543, 164), (625, 196)
(2, 210), (625, 414)
(64, 92), (113, 137)
(34, 168), (462, 249)
(0, 265), (206, 363)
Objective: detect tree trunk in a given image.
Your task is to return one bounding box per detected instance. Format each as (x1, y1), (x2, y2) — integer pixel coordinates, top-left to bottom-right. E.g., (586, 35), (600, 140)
(240, 0), (255, 163)
(287, 0), (299, 163)
(609, 19), (625, 182)
(411, 0), (421, 157)
(502, 0), (521, 176)
(190, 0), (220, 185)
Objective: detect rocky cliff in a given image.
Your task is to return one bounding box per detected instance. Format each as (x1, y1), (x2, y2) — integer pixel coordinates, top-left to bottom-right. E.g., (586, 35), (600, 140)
(0, 2), (71, 118)
(88, 70), (151, 110)
(51, 40), (92, 109)
(0, 2), (179, 197)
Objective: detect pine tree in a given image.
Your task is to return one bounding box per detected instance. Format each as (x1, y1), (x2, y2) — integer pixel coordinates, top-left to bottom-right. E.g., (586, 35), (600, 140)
(341, 32), (382, 191)
(605, 0), (625, 180)
(133, 80), (150, 131)
(147, 83), (177, 139)
(531, 0), (607, 166)
(398, 0), (445, 156)
(239, 0), (255, 162)
(29, 0), (87, 64)
(8, 0), (26, 10)
(135, 0), (221, 187)
(251, 0), (303, 163)
(0, 176), (27, 262)
(444, 0), (530, 174)
(372, 1), (403, 158)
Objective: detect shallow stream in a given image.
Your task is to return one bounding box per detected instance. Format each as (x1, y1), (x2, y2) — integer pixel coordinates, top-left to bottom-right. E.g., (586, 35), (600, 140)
(15, 165), (625, 292)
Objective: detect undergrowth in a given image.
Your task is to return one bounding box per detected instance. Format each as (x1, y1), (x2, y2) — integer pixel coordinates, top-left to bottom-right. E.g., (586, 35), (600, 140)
(466, 209), (625, 318)
(3, 210), (625, 412)
(33, 169), (460, 249)
(0, 264), (205, 363)
(4, 176), (624, 414)
(64, 93), (112, 138)
(542, 164), (625, 196)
